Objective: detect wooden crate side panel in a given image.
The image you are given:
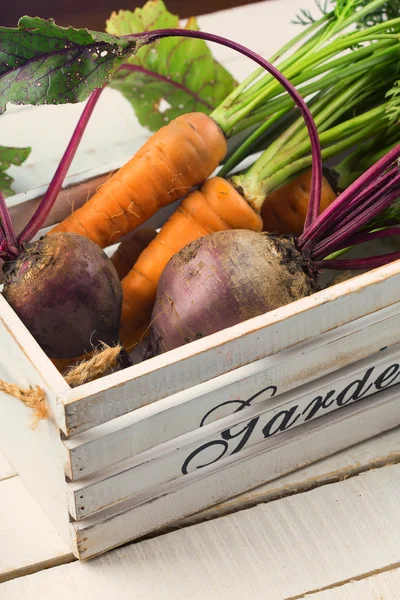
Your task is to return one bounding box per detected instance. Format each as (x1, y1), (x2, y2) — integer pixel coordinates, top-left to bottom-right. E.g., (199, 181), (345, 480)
(66, 343), (400, 519)
(62, 262), (400, 436)
(70, 386), (400, 559)
(0, 313), (71, 548)
(64, 303), (400, 480)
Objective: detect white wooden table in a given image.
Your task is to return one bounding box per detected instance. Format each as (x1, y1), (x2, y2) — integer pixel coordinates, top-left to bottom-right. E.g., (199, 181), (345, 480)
(1, 1), (400, 597)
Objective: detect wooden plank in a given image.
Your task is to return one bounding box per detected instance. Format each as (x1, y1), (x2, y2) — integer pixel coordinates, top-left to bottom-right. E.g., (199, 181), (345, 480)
(0, 477), (74, 583)
(66, 341), (400, 519)
(0, 450), (16, 481)
(3, 464), (400, 599)
(302, 567), (400, 599)
(61, 261), (400, 436)
(70, 385), (400, 559)
(64, 304), (400, 480)
(177, 426), (400, 527)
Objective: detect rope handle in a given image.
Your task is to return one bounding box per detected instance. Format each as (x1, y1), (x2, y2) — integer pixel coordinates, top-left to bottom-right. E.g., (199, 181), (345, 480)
(0, 343), (122, 428)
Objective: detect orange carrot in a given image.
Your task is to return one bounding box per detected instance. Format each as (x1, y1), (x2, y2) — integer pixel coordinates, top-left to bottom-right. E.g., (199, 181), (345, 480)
(49, 113), (227, 248)
(119, 177), (262, 348)
(261, 169), (336, 236)
(110, 228), (157, 279)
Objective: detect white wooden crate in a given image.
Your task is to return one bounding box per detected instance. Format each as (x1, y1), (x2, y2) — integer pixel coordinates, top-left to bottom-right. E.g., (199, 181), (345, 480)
(2, 176), (400, 559)
(1, 0), (400, 561)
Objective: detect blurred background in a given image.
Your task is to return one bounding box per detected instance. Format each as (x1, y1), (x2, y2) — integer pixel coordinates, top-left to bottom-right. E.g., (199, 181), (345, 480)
(1, 0), (263, 29)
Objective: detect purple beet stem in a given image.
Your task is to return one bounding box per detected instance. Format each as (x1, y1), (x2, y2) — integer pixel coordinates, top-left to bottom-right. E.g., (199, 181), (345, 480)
(298, 144), (400, 255)
(312, 178), (400, 259)
(316, 250), (400, 271)
(0, 189), (18, 257)
(133, 28), (323, 232)
(331, 225), (400, 251)
(324, 166), (398, 236)
(18, 87), (104, 245)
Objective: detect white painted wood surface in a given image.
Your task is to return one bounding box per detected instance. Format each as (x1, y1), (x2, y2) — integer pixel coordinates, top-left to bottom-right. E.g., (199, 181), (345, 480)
(0, 477), (73, 583)
(0, 450), (16, 481)
(0, 299), (72, 546)
(303, 568), (400, 599)
(2, 464), (400, 599)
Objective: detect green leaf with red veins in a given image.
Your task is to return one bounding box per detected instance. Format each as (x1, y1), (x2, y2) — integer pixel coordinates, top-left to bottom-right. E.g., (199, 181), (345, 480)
(106, 0), (236, 132)
(0, 16), (137, 113)
(0, 145), (31, 197)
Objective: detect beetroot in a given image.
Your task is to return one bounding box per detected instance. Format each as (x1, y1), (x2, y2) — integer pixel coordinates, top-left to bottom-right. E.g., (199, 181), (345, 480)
(150, 230), (317, 353)
(150, 142), (400, 356)
(2, 233), (122, 359)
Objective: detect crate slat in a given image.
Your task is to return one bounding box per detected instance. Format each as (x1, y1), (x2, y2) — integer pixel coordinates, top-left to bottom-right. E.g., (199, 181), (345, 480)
(177, 425), (400, 528)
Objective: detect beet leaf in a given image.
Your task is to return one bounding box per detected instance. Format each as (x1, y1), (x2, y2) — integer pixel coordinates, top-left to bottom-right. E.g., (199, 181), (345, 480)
(0, 16), (137, 112)
(106, 0), (236, 132)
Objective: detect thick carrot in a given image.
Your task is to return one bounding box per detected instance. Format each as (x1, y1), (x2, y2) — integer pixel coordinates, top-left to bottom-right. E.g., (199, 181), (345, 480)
(119, 177), (262, 347)
(49, 113), (227, 248)
(110, 228), (157, 279)
(261, 169), (336, 236)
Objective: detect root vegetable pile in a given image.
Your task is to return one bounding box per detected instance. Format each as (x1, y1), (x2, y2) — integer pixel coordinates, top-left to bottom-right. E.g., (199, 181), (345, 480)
(1, 0), (400, 378)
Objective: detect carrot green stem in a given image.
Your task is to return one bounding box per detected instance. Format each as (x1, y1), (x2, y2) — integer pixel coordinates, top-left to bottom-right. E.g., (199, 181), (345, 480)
(298, 145), (400, 254)
(136, 28), (323, 228)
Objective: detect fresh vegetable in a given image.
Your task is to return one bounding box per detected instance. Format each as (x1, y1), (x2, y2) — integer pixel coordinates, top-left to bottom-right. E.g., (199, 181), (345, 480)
(150, 230), (316, 353)
(119, 47), (399, 345)
(150, 144), (400, 353)
(0, 8), (322, 362)
(120, 177), (263, 346)
(28, 0), (397, 248)
(50, 112), (227, 247)
(1, 0), (399, 365)
(2, 231), (123, 359)
(110, 228), (157, 279)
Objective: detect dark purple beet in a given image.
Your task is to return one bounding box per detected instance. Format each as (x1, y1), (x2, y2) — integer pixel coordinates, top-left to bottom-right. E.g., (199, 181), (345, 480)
(2, 232), (122, 359)
(150, 229), (317, 354)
